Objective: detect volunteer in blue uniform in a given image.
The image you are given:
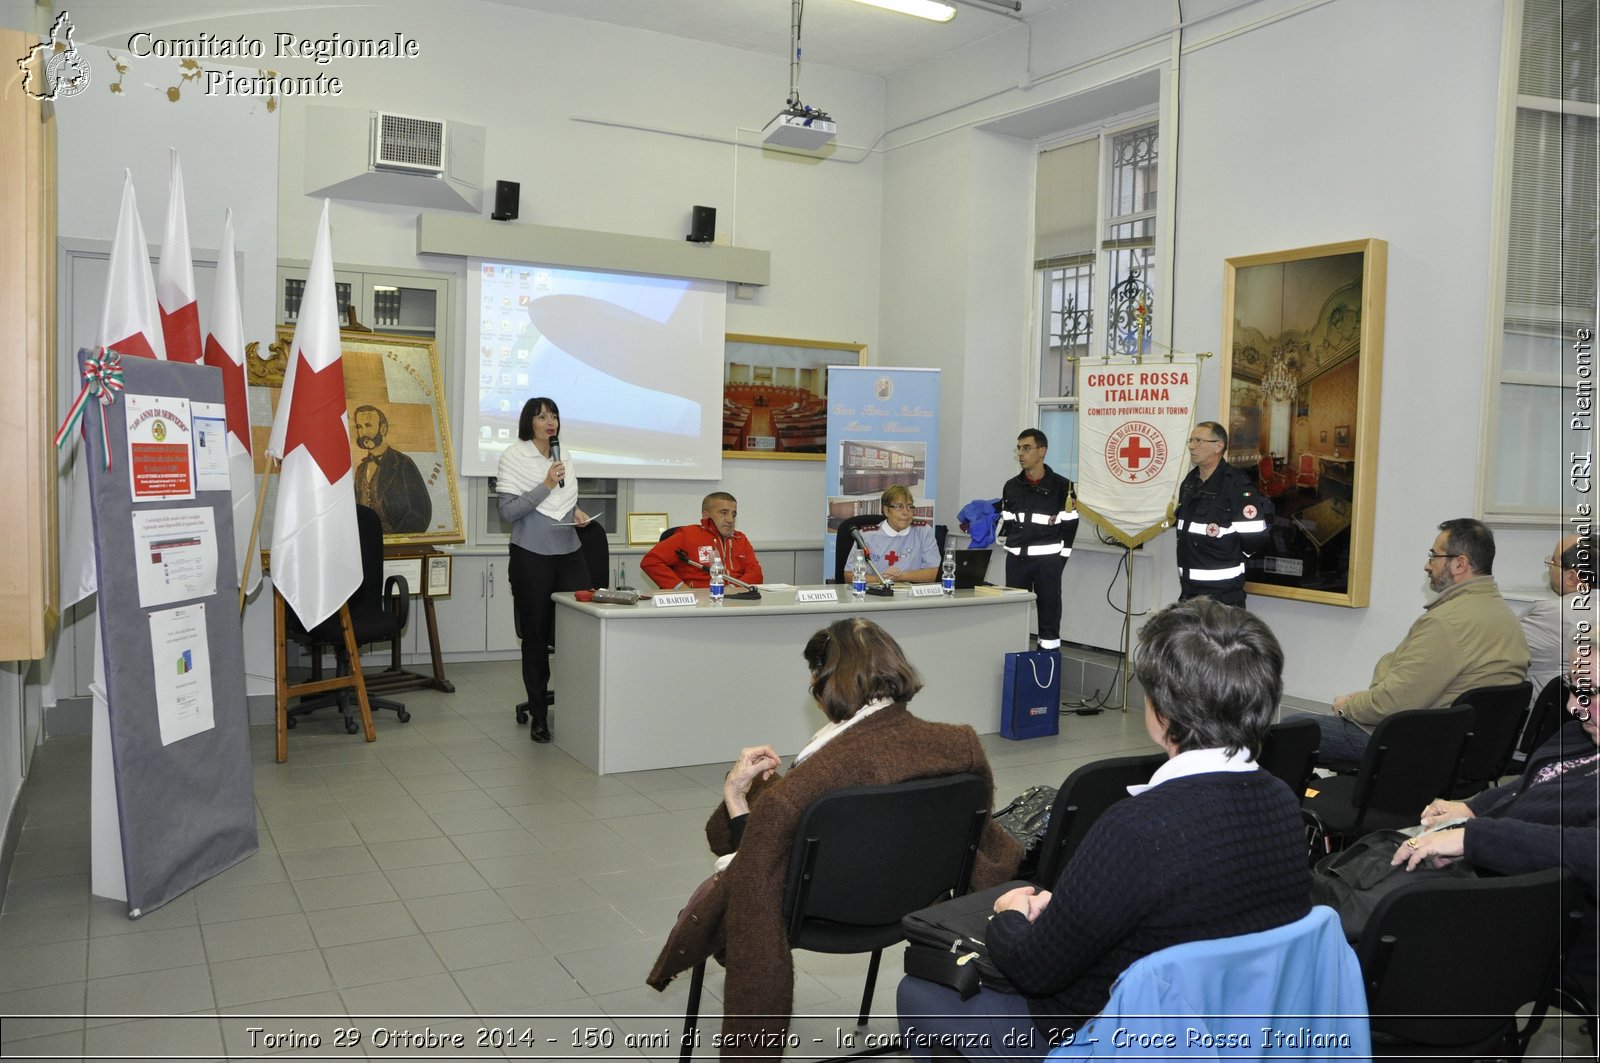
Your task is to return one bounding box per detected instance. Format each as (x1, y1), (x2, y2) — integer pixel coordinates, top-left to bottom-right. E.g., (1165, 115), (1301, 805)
(1173, 422), (1272, 606)
(1000, 429), (1078, 650)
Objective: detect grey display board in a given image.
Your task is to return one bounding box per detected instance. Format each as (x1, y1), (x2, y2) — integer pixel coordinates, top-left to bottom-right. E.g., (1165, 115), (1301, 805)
(82, 350), (258, 916)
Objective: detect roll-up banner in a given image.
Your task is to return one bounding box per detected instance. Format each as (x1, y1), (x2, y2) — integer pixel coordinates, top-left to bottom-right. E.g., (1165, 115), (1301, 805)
(823, 367), (941, 579)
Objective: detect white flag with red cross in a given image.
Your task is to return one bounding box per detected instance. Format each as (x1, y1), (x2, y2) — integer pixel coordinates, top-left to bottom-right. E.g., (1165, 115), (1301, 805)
(203, 208), (261, 594)
(266, 201), (360, 630)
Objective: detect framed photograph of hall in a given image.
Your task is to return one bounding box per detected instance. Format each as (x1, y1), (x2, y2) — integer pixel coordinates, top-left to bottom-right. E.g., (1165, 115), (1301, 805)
(249, 328), (465, 548)
(723, 334), (866, 460)
(1220, 238), (1387, 608)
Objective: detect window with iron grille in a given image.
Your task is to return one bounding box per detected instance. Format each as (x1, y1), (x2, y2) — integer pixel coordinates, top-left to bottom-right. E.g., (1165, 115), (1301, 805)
(1032, 120), (1159, 480)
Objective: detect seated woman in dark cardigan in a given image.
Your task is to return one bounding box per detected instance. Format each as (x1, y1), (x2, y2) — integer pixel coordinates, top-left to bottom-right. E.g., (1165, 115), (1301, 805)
(897, 599), (1312, 1063)
(1394, 640), (1600, 1012)
(646, 617), (1021, 1060)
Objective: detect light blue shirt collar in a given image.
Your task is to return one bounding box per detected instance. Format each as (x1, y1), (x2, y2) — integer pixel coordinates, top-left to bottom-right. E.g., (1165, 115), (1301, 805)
(1127, 746), (1257, 796)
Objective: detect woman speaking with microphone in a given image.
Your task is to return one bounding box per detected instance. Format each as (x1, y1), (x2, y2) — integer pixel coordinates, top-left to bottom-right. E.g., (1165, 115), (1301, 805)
(497, 397), (590, 743)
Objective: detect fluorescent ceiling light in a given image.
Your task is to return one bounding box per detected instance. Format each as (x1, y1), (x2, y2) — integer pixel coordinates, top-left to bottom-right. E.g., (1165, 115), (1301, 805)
(845, 0), (957, 22)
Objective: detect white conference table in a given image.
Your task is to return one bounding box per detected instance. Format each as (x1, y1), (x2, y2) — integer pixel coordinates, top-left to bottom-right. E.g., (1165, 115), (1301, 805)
(550, 585), (1035, 774)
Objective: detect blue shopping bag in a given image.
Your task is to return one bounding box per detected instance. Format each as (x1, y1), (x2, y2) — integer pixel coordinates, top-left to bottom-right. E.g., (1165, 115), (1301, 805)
(1001, 649), (1061, 740)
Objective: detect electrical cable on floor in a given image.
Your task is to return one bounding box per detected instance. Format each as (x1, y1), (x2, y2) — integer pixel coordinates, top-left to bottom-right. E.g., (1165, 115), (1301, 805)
(1061, 527), (1149, 715)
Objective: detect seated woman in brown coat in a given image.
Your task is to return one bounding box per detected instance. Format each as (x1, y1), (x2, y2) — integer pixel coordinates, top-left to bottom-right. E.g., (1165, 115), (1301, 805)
(646, 617), (1021, 1058)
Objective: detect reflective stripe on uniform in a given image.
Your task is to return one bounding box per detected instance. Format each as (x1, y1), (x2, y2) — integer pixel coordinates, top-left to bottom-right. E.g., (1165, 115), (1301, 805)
(1233, 519), (1267, 533)
(1184, 564), (1246, 582)
(1005, 542), (1071, 557)
(1038, 638), (1061, 649)
(1181, 522), (1236, 537)
(1058, 511), (1079, 522)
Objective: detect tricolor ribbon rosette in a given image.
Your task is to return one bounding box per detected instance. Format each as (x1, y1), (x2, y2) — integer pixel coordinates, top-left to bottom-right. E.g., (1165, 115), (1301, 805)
(53, 347), (126, 469)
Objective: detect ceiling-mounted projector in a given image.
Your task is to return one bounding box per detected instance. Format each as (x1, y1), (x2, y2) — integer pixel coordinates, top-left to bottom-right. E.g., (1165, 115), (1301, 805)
(762, 106), (837, 150)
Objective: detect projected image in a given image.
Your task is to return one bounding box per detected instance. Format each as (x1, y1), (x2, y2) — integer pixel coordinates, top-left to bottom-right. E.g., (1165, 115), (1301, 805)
(465, 261), (726, 480)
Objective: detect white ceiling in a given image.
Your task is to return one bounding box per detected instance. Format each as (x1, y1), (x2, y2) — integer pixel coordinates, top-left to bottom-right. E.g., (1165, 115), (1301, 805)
(488, 0), (1079, 77)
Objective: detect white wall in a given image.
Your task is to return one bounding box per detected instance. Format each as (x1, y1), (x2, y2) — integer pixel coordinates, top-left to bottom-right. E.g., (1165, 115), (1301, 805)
(876, 0), (1535, 702)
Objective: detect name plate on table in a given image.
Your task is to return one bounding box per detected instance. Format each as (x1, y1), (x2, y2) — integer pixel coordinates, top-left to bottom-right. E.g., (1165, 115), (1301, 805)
(796, 588), (839, 603)
(653, 592), (699, 608)
(909, 584), (945, 598)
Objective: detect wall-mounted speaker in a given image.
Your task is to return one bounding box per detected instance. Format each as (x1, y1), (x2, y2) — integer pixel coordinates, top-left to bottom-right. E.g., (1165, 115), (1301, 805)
(491, 180), (520, 221)
(687, 205), (716, 243)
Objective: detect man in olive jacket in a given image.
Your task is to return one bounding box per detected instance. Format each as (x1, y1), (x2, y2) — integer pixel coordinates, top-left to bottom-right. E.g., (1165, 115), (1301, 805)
(1303, 518), (1529, 767)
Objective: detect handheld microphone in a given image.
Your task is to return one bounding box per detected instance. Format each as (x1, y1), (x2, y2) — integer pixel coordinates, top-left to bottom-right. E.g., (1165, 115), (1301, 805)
(549, 436), (564, 487)
(850, 528), (896, 596)
(675, 549), (758, 592)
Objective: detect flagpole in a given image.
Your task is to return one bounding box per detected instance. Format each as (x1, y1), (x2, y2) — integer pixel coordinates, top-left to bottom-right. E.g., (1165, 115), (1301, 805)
(239, 458), (278, 614)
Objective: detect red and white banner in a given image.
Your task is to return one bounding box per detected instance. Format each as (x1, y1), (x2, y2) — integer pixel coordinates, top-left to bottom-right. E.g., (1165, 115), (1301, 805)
(157, 149), (203, 364)
(1074, 358), (1201, 547)
(267, 201), (360, 630)
(203, 209), (261, 594)
(64, 171), (167, 607)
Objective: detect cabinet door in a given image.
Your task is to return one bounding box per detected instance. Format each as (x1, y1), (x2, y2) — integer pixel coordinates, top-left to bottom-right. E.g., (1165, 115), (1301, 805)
(428, 554), (490, 653)
(484, 558), (520, 652)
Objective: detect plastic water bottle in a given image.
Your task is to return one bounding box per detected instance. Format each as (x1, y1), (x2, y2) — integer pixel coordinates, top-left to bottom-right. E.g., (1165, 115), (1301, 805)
(709, 556), (725, 605)
(851, 554), (868, 601)
(941, 548), (957, 596)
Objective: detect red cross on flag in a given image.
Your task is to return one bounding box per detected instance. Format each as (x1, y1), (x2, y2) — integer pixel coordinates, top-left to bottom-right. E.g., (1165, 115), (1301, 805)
(266, 201), (359, 630)
(203, 209), (260, 595)
(157, 149), (203, 364)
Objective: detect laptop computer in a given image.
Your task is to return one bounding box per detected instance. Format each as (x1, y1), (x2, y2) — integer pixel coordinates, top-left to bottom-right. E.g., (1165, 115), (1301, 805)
(951, 549), (993, 589)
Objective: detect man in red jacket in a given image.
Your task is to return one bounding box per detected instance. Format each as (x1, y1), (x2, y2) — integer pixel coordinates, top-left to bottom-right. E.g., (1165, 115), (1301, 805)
(641, 492), (765, 589)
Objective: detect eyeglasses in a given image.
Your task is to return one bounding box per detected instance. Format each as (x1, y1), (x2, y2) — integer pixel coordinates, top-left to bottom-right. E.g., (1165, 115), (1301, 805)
(1544, 557), (1567, 570)
(884, 503), (914, 512)
(1186, 437), (1221, 446)
(1425, 551), (1462, 562)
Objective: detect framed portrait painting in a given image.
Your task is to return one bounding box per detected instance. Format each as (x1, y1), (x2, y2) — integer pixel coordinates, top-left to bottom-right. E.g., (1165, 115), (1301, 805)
(1220, 238), (1387, 608)
(723, 334), (866, 459)
(249, 328), (465, 548)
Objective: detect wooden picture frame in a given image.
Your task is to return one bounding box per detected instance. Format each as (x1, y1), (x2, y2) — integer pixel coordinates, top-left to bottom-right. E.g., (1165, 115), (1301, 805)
(723, 334), (866, 460)
(425, 553), (452, 597)
(249, 328), (465, 548)
(1221, 238), (1386, 608)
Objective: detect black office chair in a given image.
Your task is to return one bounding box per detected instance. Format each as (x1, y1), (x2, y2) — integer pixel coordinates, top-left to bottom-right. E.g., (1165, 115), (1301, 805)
(678, 773), (992, 1062)
(1302, 706), (1473, 850)
(1029, 752), (1165, 888)
(284, 504), (411, 733)
(1359, 868), (1582, 1061)
(1259, 716), (1321, 798)
(1511, 674), (1570, 773)
(1446, 679), (1534, 796)
(658, 525), (683, 542)
(832, 513), (884, 583)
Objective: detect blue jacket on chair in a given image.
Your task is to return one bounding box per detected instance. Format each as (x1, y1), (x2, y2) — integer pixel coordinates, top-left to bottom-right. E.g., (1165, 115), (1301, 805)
(1047, 905), (1371, 1061)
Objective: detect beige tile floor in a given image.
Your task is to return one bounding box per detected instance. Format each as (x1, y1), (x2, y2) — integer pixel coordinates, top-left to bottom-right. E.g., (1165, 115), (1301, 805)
(0, 660), (1589, 1061)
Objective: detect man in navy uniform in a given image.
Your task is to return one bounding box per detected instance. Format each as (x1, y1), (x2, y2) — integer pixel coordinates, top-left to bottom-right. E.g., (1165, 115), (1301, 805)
(1000, 429), (1079, 650)
(1173, 421), (1272, 606)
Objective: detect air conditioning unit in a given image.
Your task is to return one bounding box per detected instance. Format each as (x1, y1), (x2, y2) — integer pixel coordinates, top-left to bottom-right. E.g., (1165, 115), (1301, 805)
(371, 111), (446, 176)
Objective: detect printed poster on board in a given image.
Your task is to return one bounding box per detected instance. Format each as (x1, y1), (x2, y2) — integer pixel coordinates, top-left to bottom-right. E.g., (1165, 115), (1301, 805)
(124, 394), (196, 502)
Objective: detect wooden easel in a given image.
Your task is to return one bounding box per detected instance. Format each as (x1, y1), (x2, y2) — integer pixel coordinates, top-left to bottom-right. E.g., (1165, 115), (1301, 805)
(243, 456), (380, 762)
(272, 594), (378, 763)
